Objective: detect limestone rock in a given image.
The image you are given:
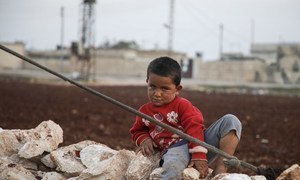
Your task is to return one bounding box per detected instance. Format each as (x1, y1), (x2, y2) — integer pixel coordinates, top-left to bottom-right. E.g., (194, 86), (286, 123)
(0, 157), (36, 180)
(78, 149), (135, 179)
(0, 130), (20, 157)
(17, 120), (63, 158)
(276, 164), (300, 180)
(251, 175), (267, 180)
(80, 144), (117, 169)
(50, 140), (97, 175)
(182, 167), (200, 180)
(41, 172), (67, 180)
(211, 173), (252, 180)
(9, 154), (38, 170)
(41, 154), (56, 169)
(19, 140), (50, 159)
(149, 167), (164, 180)
(125, 151), (160, 180)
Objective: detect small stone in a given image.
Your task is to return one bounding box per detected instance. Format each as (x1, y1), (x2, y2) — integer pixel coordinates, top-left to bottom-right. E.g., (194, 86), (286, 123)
(41, 154), (56, 169)
(182, 167), (200, 180)
(78, 149), (135, 179)
(0, 130), (20, 157)
(125, 152), (160, 180)
(0, 157), (36, 180)
(80, 144), (117, 169)
(41, 172), (67, 180)
(149, 167), (164, 180)
(50, 140), (97, 174)
(211, 173), (251, 180)
(276, 164), (300, 180)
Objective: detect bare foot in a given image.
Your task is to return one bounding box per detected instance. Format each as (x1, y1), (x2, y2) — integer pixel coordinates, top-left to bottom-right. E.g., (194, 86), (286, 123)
(213, 164), (227, 176)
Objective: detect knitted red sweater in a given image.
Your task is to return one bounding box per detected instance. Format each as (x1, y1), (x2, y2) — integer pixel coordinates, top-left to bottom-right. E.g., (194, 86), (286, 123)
(130, 96), (207, 160)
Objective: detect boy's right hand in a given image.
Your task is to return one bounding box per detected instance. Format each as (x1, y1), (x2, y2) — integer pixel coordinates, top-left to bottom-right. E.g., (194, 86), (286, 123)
(139, 138), (157, 156)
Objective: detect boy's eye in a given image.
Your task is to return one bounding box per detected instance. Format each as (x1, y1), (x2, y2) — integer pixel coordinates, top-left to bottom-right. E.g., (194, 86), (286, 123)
(162, 87), (170, 91)
(149, 85), (156, 90)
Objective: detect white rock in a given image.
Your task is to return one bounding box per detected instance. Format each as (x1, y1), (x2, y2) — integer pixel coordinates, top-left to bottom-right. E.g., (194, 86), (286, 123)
(18, 140), (49, 158)
(0, 157), (36, 180)
(18, 120), (63, 158)
(276, 164), (300, 180)
(125, 152), (160, 180)
(42, 172), (67, 180)
(250, 175), (266, 180)
(80, 144), (117, 169)
(0, 130), (20, 157)
(149, 167), (164, 180)
(182, 167), (200, 180)
(211, 173), (251, 180)
(78, 149), (135, 179)
(41, 154), (56, 169)
(9, 154), (38, 170)
(0, 127), (3, 132)
(50, 140), (97, 175)
(35, 120), (63, 149)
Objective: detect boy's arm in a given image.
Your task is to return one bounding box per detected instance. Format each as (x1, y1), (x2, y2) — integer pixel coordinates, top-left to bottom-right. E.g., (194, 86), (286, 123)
(130, 116), (151, 147)
(179, 101), (207, 161)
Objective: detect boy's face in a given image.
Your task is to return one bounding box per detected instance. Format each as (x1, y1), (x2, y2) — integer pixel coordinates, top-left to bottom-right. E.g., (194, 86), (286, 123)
(147, 73), (182, 106)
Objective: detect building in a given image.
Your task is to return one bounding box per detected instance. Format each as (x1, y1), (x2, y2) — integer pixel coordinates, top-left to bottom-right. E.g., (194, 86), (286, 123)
(251, 43), (300, 83)
(0, 42), (26, 69)
(193, 54), (268, 84)
(1, 41), (299, 84)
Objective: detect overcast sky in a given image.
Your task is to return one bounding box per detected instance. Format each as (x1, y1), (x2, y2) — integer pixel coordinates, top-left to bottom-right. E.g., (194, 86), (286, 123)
(0, 0), (299, 60)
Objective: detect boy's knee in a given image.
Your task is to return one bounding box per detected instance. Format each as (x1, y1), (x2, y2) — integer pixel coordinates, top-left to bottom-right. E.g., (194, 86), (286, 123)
(223, 114), (241, 127)
(221, 114), (242, 139)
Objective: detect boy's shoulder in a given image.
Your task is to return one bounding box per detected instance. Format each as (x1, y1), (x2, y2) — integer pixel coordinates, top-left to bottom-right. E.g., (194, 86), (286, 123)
(139, 102), (152, 111)
(175, 96), (193, 105)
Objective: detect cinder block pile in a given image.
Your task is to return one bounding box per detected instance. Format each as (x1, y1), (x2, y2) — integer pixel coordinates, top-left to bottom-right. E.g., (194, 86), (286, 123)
(0, 120), (298, 180)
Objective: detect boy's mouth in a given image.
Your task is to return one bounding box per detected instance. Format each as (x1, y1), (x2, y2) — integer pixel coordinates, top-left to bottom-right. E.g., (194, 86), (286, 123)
(152, 98), (162, 103)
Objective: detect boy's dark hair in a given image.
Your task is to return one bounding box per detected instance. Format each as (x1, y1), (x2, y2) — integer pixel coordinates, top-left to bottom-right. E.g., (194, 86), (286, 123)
(146, 56), (181, 86)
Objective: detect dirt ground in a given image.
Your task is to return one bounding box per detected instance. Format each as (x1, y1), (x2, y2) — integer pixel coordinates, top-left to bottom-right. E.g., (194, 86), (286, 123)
(0, 78), (299, 175)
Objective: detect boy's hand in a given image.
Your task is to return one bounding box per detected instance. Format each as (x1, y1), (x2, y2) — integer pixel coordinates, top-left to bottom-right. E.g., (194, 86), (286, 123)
(138, 138), (157, 156)
(188, 160), (209, 178)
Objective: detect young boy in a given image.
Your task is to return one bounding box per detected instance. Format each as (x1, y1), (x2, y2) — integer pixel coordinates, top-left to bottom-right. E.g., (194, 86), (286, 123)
(130, 56), (242, 179)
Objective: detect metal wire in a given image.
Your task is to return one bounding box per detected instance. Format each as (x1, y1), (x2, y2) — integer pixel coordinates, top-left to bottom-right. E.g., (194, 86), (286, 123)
(0, 44), (258, 173)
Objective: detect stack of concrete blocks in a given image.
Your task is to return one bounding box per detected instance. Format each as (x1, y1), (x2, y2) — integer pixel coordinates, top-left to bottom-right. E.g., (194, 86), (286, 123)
(0, 120), (298, 180)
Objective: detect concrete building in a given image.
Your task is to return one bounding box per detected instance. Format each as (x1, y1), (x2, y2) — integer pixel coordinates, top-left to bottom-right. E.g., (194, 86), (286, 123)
(0, 42), (26, 69)
(26, 49), (71, 72)
(1, 41), (299, 84)
(193, 54), (268, 84)
(251, 44), (279, 65)
(251, 43), (300, 83)
(71, 48), (186, 80)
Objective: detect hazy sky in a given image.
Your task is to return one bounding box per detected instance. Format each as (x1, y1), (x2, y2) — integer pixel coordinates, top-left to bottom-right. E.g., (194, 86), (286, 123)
(0, 0), (299, 60)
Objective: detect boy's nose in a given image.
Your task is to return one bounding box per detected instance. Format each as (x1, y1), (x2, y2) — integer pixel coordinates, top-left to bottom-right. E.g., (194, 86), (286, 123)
(153, 89), (162, 96)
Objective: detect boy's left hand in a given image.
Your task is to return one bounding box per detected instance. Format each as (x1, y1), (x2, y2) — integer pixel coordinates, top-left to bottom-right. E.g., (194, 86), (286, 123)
(188, 159), (209, 178)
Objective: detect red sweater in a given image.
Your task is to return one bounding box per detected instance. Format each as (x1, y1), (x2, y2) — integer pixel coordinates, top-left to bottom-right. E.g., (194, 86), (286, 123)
(130, 96), (207, 160)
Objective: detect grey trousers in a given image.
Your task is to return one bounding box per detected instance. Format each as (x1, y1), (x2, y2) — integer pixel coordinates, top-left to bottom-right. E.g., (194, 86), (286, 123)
(205, 114), (242, 162)
(159, 114), (242, 179)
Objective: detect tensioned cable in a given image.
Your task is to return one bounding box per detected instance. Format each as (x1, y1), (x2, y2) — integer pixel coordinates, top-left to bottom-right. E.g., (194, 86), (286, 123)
(0, 44), (258, 173)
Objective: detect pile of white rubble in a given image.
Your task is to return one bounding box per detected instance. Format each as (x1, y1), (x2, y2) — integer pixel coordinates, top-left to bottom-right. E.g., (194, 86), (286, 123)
(0, 120), (299, 180)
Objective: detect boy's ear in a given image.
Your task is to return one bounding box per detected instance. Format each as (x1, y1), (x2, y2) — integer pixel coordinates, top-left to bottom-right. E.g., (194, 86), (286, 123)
(176, 85), (182, 95)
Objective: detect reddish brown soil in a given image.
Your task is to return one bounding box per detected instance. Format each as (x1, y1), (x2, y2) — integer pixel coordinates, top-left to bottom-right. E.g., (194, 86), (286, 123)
(0, 78), (299, 175)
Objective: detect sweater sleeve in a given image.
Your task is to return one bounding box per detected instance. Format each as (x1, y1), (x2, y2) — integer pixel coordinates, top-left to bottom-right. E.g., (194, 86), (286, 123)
(179, 99), (207, 161)
(129, 107), (151, 147)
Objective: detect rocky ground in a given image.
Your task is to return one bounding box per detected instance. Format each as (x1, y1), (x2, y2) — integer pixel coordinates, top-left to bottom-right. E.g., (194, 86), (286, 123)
(0, 78), (299, 176)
